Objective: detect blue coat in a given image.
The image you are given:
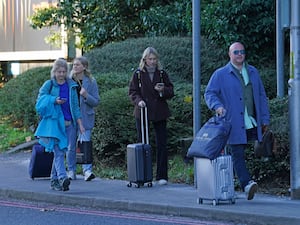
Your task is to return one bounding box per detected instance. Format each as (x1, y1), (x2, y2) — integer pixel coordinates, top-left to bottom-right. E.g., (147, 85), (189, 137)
(204, 62), (270, 144)
(79, 75), (100, 130)
(34, 79), (81, 152)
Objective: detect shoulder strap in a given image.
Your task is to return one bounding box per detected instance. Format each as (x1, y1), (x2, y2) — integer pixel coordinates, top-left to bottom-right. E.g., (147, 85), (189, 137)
(49, 80), (53, 93)
(159, 70), (164, 83)
(49, 80), (53, 94)
(136, 70), (141, 88)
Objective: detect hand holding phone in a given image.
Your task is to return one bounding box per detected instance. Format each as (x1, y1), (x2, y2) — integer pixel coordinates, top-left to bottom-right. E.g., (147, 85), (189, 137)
(156, 83), (164, 88)
(155, 83), (164, 97)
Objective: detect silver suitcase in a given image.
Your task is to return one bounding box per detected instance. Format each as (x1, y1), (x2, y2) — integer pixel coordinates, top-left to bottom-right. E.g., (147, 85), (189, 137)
(195, 155), (235, 205)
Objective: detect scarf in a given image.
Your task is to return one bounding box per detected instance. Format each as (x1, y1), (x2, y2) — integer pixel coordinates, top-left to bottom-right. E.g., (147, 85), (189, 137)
(145, 65), (156, 82)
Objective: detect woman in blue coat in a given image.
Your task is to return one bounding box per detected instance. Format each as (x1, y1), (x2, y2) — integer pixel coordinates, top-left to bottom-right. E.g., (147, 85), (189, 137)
(204, 42), (270, 200)
(35, 58), (84, 191)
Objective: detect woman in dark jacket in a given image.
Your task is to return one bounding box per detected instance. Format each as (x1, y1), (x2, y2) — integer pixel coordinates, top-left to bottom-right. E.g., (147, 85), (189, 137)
(129, 47), (174, 185)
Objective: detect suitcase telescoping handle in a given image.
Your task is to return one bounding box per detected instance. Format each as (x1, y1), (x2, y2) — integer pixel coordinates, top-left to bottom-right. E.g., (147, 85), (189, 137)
(141, 106), (149, 145)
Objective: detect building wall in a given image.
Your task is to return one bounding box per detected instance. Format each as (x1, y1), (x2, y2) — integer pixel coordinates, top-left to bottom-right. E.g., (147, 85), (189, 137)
(0, 0), (66, 76)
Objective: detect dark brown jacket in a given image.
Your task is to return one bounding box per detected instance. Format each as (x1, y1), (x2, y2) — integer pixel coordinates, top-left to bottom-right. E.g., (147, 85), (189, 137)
(129, 68), (174, 122)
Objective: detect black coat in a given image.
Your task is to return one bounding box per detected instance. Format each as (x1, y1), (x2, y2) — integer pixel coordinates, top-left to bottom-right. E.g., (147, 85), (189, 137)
(128, 68), (174, 122)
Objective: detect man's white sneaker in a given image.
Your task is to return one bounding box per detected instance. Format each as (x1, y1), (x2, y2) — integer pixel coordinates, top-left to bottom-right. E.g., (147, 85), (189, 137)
(67, 171), (76, 180)
(157, 179), (168, 185)
(84, 171), (95, 181)
(245, 180), (258, 200)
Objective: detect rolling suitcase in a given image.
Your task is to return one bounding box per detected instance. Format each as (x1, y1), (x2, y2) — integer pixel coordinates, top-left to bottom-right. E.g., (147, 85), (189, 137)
(28, 143), (54, 179)
(127, 107), (153, 188)
(195, 152), (235, 206)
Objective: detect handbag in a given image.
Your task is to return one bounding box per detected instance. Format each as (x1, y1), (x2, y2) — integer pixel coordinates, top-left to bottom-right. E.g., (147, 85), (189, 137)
(187, 115), (231, 159)
(76, 134), (93, 164)
(254, 129), (276, 158)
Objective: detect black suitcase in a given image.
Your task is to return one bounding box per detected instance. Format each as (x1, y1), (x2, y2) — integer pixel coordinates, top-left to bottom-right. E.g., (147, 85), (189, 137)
(127, 107), (153, 188)
(28, 143), (54, 179)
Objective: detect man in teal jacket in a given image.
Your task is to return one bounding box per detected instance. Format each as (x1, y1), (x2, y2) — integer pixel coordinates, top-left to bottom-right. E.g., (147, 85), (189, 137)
(205, 42), (270, 200)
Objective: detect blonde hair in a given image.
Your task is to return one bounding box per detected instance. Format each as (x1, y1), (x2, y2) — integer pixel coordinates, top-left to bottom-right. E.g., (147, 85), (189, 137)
(51, 58), (68, 79)
(69, 56), (92, 79)
(139, 47), (162, 71)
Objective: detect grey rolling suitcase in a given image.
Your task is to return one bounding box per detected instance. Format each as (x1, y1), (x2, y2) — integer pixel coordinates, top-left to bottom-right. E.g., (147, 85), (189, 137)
(195, 154), (235, 206)
(127, 107), (153, 188)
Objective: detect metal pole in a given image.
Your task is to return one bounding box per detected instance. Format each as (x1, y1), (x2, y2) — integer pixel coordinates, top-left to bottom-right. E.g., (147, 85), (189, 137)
(276, 0), (285, 97)
(192, 0), (201, 187)
(289, 0), (300, 199)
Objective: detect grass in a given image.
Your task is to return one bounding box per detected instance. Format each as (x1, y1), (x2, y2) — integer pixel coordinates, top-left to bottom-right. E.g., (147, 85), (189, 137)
(0, 119), (34, 152)
(90, 154), (194, 185)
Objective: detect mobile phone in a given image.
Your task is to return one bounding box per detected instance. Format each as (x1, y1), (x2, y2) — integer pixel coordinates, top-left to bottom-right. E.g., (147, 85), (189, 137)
(157, 83), (164, 87)
(60, 97), (67, 101)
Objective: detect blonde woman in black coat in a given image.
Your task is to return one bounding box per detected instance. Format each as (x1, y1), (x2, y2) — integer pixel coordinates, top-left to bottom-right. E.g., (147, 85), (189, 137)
(129, 47), (174, 185)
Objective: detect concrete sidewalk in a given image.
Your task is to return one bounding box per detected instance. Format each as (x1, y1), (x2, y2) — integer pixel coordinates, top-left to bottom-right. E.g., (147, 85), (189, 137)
(0, 150), (299, 225)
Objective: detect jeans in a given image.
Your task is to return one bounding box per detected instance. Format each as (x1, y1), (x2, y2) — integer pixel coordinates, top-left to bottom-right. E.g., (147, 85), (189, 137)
(50, 145), (67, 180)
(66, 127), (93, 174)
(135, 119), (168, 181)
(228, 128), (257, 190)
(50, 124), (76, 180)
(66, 123), (77, 172)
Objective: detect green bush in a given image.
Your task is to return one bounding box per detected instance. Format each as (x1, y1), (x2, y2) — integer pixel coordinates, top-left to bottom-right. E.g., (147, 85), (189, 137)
(85, 36), (193, 81)
(94, 72), (132, 93)
(0, 67), (50, 127)
(92, 86), (134, 165)
(244, 97), (290, 194)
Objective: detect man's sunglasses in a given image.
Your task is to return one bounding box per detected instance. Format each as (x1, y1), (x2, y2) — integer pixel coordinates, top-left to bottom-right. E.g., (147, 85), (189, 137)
(233, 50), (246, 55)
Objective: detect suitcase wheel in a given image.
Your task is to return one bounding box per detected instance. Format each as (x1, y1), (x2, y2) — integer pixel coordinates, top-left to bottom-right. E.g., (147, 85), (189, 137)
(197, 198), (203, 204)
(212, 199), (218, 206)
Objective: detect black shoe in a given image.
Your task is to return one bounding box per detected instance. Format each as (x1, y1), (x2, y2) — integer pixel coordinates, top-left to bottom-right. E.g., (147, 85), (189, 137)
(59, 178), (70, 191)
(84, 171), (95, 181)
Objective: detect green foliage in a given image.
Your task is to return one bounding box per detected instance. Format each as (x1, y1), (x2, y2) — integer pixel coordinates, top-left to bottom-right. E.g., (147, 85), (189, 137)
(94, 72), (132, 93)
(201, 0), (275, 62)
(85, 36), (193, 81)
(0, 66), (11, 87)
(244, 97), (290, 194)
(29, 0), (276, 67)
(29, 0), (191, 50)
(140, 0), (191, 36)
(29, 7), (59, 29)
(168, 155), (194, 184)
(0, 67), (50, 127)
(260, 66), (279, 100)
(92, 86), (134, 165)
